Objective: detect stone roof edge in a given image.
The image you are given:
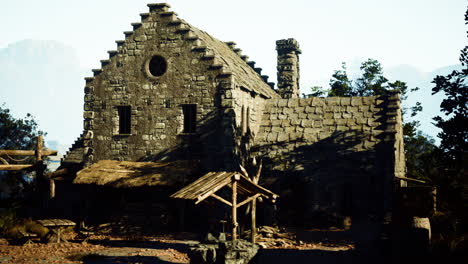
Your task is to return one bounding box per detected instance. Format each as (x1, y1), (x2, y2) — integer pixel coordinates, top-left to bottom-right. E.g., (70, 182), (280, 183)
(182, 24), (278, 99)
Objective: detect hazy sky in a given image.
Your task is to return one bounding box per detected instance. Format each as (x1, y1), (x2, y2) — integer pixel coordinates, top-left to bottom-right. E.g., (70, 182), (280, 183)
(2, 0), (466, 89)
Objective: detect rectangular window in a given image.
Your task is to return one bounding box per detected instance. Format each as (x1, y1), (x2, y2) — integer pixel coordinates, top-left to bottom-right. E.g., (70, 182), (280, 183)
(117, 106), (131, 134)
(182, 104), (197, 133)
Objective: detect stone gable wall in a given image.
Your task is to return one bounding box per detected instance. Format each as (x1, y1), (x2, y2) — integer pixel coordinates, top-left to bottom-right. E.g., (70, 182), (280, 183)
(81, 4), (234, 169)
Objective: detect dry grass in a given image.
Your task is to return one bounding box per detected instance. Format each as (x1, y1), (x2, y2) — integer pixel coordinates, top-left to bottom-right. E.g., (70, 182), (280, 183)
(3, 218), (49, 241)
(73, 159), (200, 188)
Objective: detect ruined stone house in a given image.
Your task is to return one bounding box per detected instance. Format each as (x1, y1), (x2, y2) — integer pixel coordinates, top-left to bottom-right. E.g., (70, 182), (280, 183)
(59, 3), (406, 226)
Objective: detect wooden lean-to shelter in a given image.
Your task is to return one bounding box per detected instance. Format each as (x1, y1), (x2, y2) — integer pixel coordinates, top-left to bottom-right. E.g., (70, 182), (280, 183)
(171, 171), (278, 242)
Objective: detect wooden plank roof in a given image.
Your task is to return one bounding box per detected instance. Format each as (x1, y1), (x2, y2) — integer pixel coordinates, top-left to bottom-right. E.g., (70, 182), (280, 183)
(170, 171), (278, 204)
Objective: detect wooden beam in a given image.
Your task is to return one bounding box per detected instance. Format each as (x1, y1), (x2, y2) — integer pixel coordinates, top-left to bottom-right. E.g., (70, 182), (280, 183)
(236, 193), (261, 208)
(36, 135), (43, 161)
(45, 168), (68, 179)
(251, 199), (257, 243)
(195, 177), (232, 204)
(49, 179), (55, 199)
(239, 164), (249, 178)
(253, 160), (262, 183)
(395, 176), (427, 184)
(0, 165), (34, 171)
(232, 179), (238, 241)
(210, 194), (232, 207)
(0, 150), (57, 156)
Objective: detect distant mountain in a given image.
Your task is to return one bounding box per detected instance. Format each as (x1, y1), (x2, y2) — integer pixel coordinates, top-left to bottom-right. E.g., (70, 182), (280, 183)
(386, 64), (462, 142)
(0, 39), (86, 151)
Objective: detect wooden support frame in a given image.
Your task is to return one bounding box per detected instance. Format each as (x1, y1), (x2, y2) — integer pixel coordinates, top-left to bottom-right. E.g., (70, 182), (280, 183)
(232, 179), (238, 241)
(0, 164), (34, 171)
(171, 171), (278, 243)
(0, 150), (57, 157)
(195, 176), (232, 204)
(0, 136), (58, 205)
(236, 193), (261, 208)
(0, 136), (57, 171)
(251, 198), (257, 243)
(210, 193), (232, 207)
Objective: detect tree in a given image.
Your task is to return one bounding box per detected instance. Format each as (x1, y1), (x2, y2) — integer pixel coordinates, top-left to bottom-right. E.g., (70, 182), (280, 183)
(0, 104), (45, 202)
(329, 62), (353, 97)
(0, 104), (44, 150)
(431, 14), (467, 163)
(328, 59), (418, 100)
(430, 7), (468, 231)
(354, 59), (389, 96)
(326, 59), (434, 182)
(303, 86), (327, 98)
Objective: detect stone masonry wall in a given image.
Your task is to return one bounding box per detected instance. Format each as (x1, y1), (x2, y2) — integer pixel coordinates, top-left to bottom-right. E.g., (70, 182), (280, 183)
(231, 87), (268, 137)
(82, 4), (231, 169)
(252, 95), (402, 222)
(79, 3), (277, 171)
(276, 39), (301, 99)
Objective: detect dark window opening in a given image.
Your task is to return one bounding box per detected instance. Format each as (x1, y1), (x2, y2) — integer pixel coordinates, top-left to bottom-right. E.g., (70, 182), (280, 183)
(148, 55), (167, 77)
(182, 104), (197, 133)
(118, 106), (131, 134)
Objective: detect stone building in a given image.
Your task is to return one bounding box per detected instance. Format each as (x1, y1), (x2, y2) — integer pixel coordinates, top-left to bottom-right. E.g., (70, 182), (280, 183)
(60, 3), (405, 227)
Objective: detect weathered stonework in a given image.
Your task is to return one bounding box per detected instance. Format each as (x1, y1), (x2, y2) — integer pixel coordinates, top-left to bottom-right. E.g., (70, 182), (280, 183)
(76, 3), (277, 170)
(252, 93), (405, 221)
(276, 38), (301, 99)
(61, 2), (406, 227)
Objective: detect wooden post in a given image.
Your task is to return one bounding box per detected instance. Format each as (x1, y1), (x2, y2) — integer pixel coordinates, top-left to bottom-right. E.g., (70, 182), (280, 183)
(251, 199), (256, 243)
(251, 162), (260, 243)
(36, 135), (43, 161)
(232, 179), (238, 241)
(49, 179), (55, 199)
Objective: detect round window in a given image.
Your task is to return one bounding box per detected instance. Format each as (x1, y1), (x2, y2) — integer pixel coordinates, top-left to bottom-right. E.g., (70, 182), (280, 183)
(148, 55), (167, 77)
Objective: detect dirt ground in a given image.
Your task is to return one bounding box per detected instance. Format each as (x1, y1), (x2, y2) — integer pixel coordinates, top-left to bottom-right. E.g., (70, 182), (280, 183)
(0, 233), (191, 264)
(0, 229), (356, 264)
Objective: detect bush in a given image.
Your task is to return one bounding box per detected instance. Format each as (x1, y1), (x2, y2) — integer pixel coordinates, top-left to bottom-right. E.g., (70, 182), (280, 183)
(0, 213), (49, 240)
(0, 209), (17, 236)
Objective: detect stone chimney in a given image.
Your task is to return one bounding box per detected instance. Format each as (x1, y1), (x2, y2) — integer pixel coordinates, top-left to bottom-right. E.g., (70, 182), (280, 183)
(276, 38), (301, 98)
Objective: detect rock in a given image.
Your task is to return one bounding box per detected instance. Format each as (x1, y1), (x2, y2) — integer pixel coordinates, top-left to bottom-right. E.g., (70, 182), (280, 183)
(218, 232), (227, 242)
(219, 239), (259, 264)
(189, 240), (259, 264)
(204, 232), (218, 244)
(188, 244), (218, 264)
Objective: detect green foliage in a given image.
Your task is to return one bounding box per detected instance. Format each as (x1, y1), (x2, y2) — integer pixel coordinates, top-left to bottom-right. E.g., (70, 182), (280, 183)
(303, 86), (328, 98)
(0, 211), (49, 240)
(327, 59), (430, 181)
(0, 104), (46, 205)
(328, 59), (416, 99)
(429, 7), (468, 237)
(0, 209), (16, 236)
(0, 104), (45, 150)
(403, 129), (437, 182)
(431, 66), (467, 162)
(329, 62), (354, 96)
(354, 59), (389, 96)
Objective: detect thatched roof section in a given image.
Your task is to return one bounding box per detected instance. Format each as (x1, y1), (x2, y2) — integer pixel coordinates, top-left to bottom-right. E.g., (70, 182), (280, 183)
(73, 160), (200, 188)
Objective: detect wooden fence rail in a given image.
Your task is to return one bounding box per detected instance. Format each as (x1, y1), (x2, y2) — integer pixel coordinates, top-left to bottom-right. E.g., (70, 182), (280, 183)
(0, 135), (57, 171)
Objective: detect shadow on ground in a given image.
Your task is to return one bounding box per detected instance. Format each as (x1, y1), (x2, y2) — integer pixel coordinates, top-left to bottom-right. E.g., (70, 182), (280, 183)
(253, 248), (357, 264)
(78, 255), (176, 264)
(84, 237), (194, 252)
